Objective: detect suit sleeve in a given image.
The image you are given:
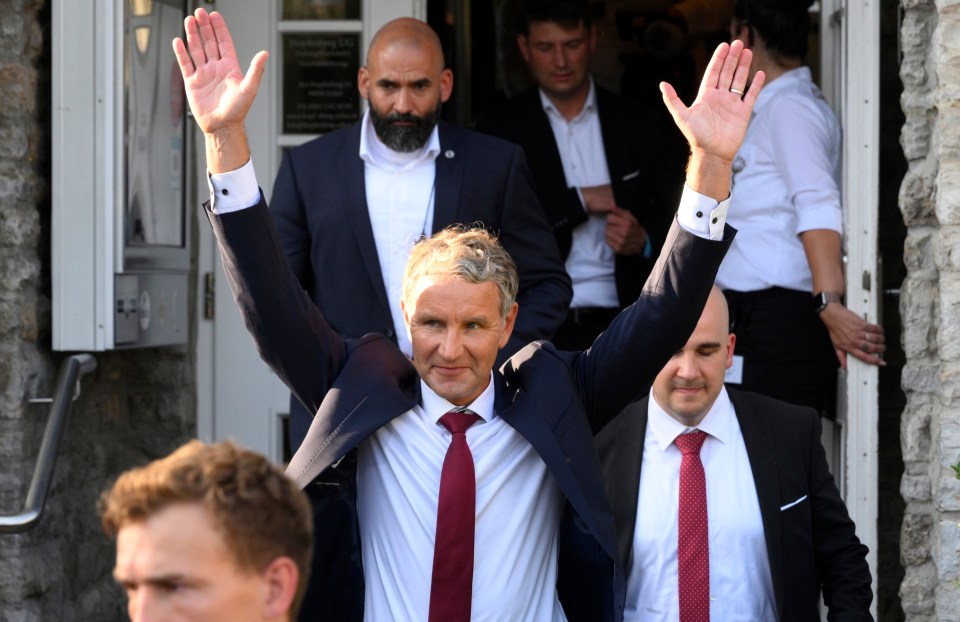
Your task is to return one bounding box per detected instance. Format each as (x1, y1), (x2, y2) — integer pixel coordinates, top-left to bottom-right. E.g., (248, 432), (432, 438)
(497, 146), (573, 361)
(807, 415), (874, 619)
(206, 196), (347, 415)
(268, 150), (313, 289)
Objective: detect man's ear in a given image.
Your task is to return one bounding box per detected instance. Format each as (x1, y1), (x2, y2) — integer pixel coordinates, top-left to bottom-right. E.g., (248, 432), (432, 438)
(261, 556), (299, 620)
(440, 68), (454, 103)
(357, 66), (370, 99)
(725, 333), (736, 369)
(517, 34), (531, 64)
(498, 302), (520, 349)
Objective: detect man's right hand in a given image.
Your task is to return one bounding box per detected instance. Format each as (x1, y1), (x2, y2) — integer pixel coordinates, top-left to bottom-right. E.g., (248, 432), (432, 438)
(172, 8), (267, 173)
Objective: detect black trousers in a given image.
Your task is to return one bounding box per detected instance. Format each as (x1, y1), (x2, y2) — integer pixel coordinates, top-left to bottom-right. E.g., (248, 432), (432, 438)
(723, 287), (839, 419)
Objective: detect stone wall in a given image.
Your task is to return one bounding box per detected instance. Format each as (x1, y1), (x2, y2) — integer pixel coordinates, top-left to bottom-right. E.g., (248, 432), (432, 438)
(898, 0), (960, 619)
(0, 1), (197, 620)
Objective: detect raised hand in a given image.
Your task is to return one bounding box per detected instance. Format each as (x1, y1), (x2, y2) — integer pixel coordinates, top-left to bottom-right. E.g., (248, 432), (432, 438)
(660, 40), (764, 199)
(172, 8), (267, 172)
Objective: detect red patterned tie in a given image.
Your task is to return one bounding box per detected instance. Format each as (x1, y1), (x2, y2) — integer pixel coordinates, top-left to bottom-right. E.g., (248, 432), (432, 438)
(675, 430), (709, 622)
(429, 410), (481, 622)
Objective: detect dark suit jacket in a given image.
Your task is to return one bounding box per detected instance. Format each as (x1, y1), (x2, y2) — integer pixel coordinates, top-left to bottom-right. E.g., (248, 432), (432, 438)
(270, 120), (573, 451)
(207, 197), (733, 622)
(595, 390), (873, 621)
(476, 86), (687, 306)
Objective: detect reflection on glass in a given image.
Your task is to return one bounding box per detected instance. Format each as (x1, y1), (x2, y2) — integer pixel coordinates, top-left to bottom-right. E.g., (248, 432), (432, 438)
(282, 33), (360, 134)
(124, 0), (186, 248)
(282, 0), (360, 20)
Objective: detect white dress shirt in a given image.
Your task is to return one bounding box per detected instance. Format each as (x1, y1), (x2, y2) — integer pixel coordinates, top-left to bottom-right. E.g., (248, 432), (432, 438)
(625, 388), (776, 621)
(541, 81), (618, 309)
(716, 66), (843, 293)
(359, 109), (440, 356)
(357, 375), (568, 622)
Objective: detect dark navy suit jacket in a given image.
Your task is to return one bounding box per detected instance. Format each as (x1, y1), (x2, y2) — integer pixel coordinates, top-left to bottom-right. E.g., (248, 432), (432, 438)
(596, 391), (873, 621)
(208, 198), (733, 622)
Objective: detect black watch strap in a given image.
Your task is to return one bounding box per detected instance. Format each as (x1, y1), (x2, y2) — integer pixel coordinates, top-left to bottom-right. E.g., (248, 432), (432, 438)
(813, 291), (842, 314)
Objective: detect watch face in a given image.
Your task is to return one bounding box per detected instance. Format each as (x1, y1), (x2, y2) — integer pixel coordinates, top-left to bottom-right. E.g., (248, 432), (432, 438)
(813, 293), (825, 311)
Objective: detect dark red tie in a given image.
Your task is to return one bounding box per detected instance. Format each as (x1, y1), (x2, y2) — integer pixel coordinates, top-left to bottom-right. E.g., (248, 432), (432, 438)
(675, 430), (709, 622)
(429, 410), (481, 622)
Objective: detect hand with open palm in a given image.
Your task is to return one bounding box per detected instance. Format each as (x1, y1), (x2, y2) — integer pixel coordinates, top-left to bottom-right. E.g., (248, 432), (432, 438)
(172, 8), (267, 172)
(659, 39), (765, 199)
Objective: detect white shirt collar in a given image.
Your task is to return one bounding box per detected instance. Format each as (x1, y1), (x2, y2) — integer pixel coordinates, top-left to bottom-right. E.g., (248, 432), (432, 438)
(358, 108), (441, 170)
(753, 65), (811, 113)
(419, 372), (497, 427)
(647, 386), (735, 451)
(538, 78), (597, 123)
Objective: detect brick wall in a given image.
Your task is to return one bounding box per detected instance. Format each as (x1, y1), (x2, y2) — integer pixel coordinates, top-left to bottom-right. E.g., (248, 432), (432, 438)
(898, 0), (960, 619)
(0, 1), (197, 620)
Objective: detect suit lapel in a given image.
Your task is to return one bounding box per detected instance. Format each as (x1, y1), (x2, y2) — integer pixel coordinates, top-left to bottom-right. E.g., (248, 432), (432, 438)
(432, 123), (463, 233)
(521, 91), (568, 190)
(609, 398), (647, 568)
(595, 87), (625, 186)
(494, 373), (620, 565)
(730, 390), (784, 618)
(339, 126), (390, 310)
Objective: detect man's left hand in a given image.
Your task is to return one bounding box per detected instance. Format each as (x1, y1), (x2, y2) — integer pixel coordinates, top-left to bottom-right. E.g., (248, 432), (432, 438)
(605, 207), (647, 255)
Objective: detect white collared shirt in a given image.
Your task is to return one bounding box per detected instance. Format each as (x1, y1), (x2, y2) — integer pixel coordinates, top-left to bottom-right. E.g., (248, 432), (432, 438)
(625, 387), (776, 621)
(357, 374), (567, 622)
(540, 81), (618, 309)
(716, 66), (843, 293)
(359, 109), (441, 356)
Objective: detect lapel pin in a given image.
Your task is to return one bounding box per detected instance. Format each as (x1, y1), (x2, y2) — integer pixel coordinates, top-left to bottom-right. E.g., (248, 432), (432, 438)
(444, 150), (455, 159)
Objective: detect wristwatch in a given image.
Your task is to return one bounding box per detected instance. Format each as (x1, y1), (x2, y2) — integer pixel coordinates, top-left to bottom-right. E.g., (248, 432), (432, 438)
(813, 291), (842, 314)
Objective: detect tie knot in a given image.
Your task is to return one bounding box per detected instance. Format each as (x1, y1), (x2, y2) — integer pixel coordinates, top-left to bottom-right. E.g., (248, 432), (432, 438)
(674, 429), (707, 455)
(439, 410), (480, 435)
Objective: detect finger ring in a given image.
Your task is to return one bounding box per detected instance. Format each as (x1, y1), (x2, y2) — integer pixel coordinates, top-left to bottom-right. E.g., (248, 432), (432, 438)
(730, 87), (744, 95)
(860, 342), (870, 352)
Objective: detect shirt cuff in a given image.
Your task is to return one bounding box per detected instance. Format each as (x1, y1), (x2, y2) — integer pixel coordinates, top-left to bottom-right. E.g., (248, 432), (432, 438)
(208, 159), (261, 214)
(675, 185), (729, 240)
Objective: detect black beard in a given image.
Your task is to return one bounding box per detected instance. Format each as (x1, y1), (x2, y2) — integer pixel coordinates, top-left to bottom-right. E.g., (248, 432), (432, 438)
(369, 104), (439, 153)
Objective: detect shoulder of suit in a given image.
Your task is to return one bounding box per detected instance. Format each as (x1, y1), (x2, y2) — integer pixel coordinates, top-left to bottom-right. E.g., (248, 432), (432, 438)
(285, 122), (360, 161)
(727, 387), (819, 427)
(439, 120), (522, 158)
(595, 394), (648, 451)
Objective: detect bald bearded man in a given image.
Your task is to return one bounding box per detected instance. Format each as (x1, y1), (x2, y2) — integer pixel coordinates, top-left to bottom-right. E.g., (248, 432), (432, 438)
(267, 18), (572, 454)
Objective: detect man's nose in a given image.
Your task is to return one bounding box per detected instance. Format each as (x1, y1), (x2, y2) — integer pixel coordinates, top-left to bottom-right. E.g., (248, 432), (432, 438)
(438, 329), (463, 359)
(675, 354), (699, 379)
(553, 47), (569, 68)
(127, 591), (154, 622)
(395, 87), (414, 114)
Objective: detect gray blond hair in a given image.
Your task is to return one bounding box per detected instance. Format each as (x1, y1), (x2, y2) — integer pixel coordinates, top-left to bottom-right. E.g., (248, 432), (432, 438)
(402, 226), (519, 320)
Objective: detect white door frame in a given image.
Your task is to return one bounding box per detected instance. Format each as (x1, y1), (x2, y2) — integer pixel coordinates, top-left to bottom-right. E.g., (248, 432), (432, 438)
(821, 0), (881, 615)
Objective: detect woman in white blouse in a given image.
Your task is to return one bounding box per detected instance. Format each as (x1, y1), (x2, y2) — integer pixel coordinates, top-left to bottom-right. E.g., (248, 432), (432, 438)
(717, 0), (885, 418)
